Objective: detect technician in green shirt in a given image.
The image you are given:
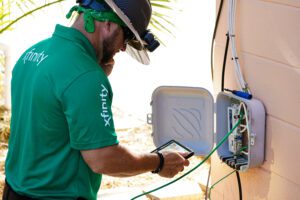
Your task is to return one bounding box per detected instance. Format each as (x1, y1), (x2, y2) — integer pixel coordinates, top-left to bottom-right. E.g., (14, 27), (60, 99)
(3, 0), (189, 199)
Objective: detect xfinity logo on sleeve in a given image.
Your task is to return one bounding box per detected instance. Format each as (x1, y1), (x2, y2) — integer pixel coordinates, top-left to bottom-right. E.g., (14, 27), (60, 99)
(22, 48), (48, 66)
(99, 84), (111, 127)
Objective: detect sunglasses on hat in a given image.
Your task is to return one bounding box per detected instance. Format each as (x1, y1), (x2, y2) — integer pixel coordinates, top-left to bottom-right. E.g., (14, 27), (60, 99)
(121, 26), (135, 44)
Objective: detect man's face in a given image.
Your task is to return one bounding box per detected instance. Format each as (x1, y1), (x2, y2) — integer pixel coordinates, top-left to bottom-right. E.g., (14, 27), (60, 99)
(102, 25), (126, 63)
(100, 25), (126, 76)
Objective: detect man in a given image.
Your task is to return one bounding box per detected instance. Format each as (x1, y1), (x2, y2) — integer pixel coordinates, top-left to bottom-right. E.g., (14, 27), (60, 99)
(3, 0), (189, 199)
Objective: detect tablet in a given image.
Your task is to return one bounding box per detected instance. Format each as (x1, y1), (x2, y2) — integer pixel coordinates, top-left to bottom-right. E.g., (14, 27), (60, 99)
(151, 140), (194, 159)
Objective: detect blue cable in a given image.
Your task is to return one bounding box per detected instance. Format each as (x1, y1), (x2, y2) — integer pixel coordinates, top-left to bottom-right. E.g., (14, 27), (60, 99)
(224, 88), (252, 100)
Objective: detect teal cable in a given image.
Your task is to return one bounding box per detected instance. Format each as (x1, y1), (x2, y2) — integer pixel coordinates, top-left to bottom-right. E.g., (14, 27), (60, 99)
(208, 169), (237, 200)
(207, 146), (247, 200)
(237, 146), (248, 155)
(131, 114), (244, 200)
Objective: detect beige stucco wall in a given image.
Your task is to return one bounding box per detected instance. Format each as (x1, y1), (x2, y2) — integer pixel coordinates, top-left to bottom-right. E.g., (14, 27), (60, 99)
(212, 0), (300, 199)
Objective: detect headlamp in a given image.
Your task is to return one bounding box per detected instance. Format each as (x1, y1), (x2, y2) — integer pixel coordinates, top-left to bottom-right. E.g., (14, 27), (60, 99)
(142, 30), (160, 52)
(122, 28), (160, 52)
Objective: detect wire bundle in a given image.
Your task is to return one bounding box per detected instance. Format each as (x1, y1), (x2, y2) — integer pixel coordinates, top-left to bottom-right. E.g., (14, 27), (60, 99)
(228, 0), (249, 93)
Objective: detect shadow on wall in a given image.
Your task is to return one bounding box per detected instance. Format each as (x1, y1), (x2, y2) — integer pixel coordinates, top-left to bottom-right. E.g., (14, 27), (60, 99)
(242, 115), (275, 199)
(243, 167), (271, 199)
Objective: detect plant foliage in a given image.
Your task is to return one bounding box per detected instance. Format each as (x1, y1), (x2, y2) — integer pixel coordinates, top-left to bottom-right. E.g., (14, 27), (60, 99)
(0, 0), (179, 37)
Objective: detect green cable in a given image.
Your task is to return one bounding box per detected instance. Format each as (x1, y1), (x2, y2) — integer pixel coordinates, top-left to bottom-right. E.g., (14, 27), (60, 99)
(237, 146), (248, 155)
(131, 114), (244, 200)
(207, 146), (248, 199)
(208, 169), (237, 200)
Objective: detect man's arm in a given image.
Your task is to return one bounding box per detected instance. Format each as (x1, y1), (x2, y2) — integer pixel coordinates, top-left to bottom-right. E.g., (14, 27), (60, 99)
(81, 144), (189, 178)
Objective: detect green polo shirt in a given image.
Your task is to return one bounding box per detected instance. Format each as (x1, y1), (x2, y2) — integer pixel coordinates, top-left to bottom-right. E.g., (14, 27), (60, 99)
(5, 24), (119, 200)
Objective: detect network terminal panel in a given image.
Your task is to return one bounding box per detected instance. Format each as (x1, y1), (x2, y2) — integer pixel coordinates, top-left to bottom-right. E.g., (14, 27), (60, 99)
(149, 86), (266, 171)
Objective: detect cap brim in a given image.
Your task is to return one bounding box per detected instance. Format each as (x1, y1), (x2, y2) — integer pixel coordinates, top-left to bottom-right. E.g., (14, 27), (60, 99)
(126, 45), (150, 65)
(104, 0), (150, 65)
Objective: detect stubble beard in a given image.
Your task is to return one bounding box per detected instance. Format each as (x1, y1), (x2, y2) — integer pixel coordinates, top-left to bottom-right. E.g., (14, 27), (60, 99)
(100, 28), (120, 64)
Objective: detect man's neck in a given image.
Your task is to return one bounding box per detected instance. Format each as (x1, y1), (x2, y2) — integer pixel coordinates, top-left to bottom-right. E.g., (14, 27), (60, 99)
(72, 14), (103, 62)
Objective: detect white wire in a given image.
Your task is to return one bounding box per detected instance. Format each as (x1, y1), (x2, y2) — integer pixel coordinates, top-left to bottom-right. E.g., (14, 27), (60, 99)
(228, 0), (250, 93)
(238, 102), (250, 147)
(232, 0), (245, 89)
(229, 0), (243, 90)
(239, 126), (247, 133)
(233, 1), (247, 91)
(229, 0), (244, 90)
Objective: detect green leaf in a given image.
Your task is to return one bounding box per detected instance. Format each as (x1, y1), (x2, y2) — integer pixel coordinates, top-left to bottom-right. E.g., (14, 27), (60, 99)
(0, 0), (180, 46)
(151, 3), (173, 10)
(0, 0), (65, 34)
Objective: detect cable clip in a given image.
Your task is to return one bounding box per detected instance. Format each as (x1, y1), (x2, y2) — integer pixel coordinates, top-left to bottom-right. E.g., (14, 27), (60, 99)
(224, 88), (252, 100)
(250, 133), (256, 145)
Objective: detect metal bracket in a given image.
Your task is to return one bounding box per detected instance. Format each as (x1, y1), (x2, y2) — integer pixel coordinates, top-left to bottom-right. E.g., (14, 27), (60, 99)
(250, 133), (256, 146)
(147, 113), (152, 124)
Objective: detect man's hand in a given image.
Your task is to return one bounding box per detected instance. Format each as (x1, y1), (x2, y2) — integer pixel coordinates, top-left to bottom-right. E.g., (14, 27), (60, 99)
(81, 145), (189, 178)
(158, 151), (190, 178)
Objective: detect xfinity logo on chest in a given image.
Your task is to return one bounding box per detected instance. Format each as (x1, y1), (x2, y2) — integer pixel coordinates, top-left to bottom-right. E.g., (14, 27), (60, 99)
(99, 84), (111, 127)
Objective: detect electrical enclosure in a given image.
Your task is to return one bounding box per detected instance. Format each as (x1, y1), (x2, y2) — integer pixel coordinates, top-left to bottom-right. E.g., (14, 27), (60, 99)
(148, 86), (266, 171)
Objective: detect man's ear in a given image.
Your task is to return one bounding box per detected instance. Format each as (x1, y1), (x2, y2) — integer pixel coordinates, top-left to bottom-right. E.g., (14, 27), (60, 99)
(103, 21), (111, 32)
(103, 21), (120, 35)
(95, 21), (111, 38)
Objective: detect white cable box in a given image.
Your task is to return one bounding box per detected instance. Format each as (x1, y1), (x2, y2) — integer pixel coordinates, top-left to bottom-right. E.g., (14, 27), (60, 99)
(148, 86), (266, 171)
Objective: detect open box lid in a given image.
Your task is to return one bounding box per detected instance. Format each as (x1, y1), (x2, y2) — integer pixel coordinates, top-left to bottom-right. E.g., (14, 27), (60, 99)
(150, 86), (214, 156)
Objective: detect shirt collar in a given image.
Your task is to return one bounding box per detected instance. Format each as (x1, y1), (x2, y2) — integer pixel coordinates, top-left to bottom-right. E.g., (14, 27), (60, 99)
(52, 24), (97, 61)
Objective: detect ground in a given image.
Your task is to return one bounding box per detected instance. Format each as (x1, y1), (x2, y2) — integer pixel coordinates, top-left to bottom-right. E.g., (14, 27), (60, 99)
(99, 123), (209, 199)
(0, 144), (7, 197)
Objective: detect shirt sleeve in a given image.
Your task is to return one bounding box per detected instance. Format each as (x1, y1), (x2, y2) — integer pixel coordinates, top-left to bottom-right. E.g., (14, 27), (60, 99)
(61, 70), (118, 150)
